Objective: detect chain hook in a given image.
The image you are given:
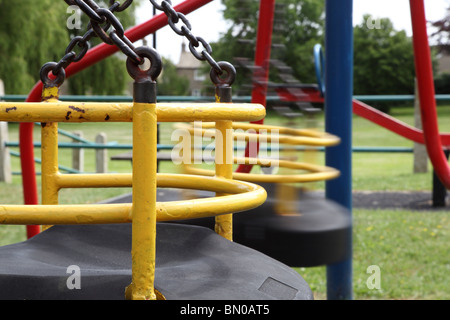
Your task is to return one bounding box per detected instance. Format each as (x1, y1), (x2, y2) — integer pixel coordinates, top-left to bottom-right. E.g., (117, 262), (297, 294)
(210, 61), (236, 87)
(126, 46), (162, 82)
(40, 62), (66, 88)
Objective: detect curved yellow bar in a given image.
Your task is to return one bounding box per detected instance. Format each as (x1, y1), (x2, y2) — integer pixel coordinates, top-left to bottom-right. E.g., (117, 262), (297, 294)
(174, 122), (340, 147)
(0, 174), (267, 225)
(176, 121), (341, 184)
(0, 102), (265, 123)
(183, 157), (340, 183)
(203, 121), (339, 140)
(0, 203), (132, 225)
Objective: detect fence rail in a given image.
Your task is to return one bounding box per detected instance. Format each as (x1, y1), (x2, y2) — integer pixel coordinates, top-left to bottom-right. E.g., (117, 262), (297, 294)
(0, 94), (443, 181)
(3, 94), (450, 103)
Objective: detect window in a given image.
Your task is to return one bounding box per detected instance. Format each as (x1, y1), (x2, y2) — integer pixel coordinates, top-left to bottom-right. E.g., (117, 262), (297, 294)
(194, 69), (206, 81)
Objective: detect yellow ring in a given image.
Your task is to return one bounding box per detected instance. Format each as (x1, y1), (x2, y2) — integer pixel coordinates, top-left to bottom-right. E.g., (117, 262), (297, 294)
(0, 174), (267, 225)
(183, 157), (340, 183)
(175, 122), (340, 147)
(175, 122), (341, 183)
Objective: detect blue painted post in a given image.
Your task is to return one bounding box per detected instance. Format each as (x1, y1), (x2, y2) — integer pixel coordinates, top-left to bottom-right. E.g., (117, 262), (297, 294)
(324, 0), (353, 300)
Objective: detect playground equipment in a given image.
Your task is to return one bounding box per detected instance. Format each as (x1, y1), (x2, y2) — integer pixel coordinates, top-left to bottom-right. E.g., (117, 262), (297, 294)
(2, 0), (445, 301)
(96, 0), (352, 270)
(0, 0), (315, 300)
(172, 118), (353, 267)
(175, 0), (351, 269)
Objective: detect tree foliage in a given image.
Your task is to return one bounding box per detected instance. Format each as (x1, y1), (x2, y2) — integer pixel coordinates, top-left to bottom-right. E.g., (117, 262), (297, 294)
(430, 5), (450, 54)
(212, 2), (422, 111)
(0, 0), (142, 95)
(429, 6), (450, 95)
(0, 0), (69, 94)
(157, 58), (190, 96)
(353, 15), (416, 96)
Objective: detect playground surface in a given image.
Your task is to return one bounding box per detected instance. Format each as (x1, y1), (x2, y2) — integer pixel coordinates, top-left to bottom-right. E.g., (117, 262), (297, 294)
(352, 190), (449, 211)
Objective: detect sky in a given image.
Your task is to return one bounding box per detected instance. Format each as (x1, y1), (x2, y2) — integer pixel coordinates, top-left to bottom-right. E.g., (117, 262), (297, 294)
(135, 0), (450, 63)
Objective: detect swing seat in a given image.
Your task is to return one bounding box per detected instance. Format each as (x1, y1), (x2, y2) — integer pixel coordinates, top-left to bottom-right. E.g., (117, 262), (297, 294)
(0, 223), (313, 300)
(229, 183), (352, 267)
(105, 184), (352, 268)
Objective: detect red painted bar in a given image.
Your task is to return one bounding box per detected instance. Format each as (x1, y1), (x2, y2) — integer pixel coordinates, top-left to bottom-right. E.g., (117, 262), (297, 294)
(409, 0), (450, 189)
(236, 0), (275, 173)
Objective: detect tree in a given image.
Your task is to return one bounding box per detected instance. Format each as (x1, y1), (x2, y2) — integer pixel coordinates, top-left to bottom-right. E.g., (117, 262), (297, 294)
(430, 6), (450, 54)
(353, 15), (416, 100)
(429, 6), (450, 94)
(0, 0), (69, 94)
(209, 0), (325, 94)
(0, 0), (143, 95)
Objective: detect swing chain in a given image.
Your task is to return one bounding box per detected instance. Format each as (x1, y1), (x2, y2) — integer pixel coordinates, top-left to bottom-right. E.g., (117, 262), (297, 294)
(149, 0), (225, 79)
(41, 0), (140, 87)
(69, 0), (141, 63)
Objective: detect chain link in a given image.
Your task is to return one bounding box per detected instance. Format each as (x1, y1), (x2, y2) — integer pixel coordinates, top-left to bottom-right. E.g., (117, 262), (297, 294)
(43, 0), (235, 87)
(42, 0), (139, 86)
(149, 0), (225, 77)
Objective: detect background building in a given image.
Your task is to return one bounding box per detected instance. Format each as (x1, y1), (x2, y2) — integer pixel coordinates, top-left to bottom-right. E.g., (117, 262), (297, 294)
(176, 43), (206, 96)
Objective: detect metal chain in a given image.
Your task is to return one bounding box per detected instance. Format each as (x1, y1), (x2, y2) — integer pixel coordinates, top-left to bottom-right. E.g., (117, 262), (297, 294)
(42, 0), (235, 87)
(149, 0), (224, 76)
(42, 0), (139, 86)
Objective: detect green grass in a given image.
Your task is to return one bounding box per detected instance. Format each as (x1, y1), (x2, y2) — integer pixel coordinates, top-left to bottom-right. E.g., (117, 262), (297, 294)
(297, 209), (449, 300)
(0, 104), (449, 299)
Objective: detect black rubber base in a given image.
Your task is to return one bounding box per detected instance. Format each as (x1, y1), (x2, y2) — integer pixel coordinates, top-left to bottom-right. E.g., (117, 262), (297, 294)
(175, 184), (352, 267)
(105, 183), (351, 268)
(0, 223), (313, 300)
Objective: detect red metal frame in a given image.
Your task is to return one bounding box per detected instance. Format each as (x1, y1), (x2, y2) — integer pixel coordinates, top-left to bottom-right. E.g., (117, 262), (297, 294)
(235, 0), (275, 174)
(352, 99), (450, 145)
(22, 0), (214, 238)
(409, 0), (450, 188)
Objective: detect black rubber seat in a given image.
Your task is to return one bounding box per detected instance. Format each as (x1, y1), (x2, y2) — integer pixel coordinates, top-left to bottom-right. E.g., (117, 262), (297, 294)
(230, 187), (352, 267)
(0, 223), (313, 300)
(152, 183), (352, 268)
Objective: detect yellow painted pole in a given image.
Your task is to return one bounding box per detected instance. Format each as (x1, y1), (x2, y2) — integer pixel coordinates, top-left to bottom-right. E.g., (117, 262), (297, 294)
(128, 102), (157, 300)
(125, 70), (158, 300)
(41, 87), (61, 231)
(214, 86), (234, 241)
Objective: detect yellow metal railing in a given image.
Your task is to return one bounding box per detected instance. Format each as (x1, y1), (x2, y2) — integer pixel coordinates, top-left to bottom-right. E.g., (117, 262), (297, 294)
(0, 85), (267, 299)
(178, 121), (341, 184)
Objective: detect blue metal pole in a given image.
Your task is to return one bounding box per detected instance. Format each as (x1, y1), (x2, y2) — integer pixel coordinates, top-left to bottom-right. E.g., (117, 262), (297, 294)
(324, 0), (353, 300)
